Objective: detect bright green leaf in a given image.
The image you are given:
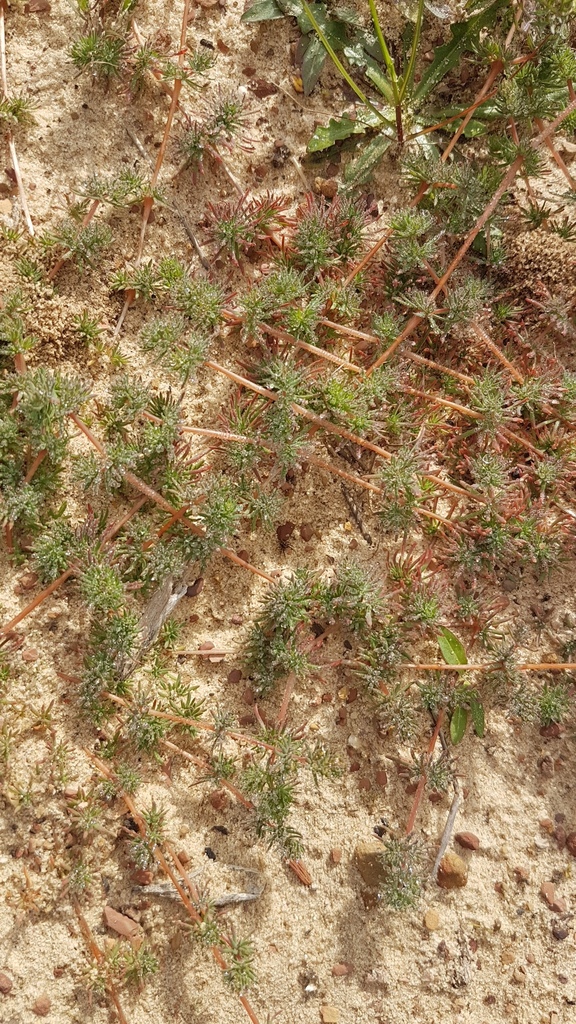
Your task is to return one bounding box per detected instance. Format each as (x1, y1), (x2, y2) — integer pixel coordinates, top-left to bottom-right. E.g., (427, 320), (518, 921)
(450, 705), (468, 745)
(307, 114), (366, 152)
(437, 627), (467, 666)
(469, 696), (485, 737)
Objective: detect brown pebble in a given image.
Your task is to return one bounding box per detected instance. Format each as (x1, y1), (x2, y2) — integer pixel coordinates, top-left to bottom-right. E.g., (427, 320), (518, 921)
(236, 549), (250, 564)
(514, 866), (530, 883)
(208, 790), (228, 811)
(320, 1005), (340, 1023)
(242, 687), (255, 705)
(424, 909), (440, 931)
(321, 692), (333, 703)
(375, 770), (387, 787)
(437, 851), (468, 889)
(354, 841), (387, 887)
(239, 713), (256, 726)
(176, 849), (190, 866)
(14, 571), (39, 594)
(428, 791), (443, 804)
(53, 966), (66, 978)
(540, 881), (567, 913)
(332, 962), (352, 976)
(0, 972), (13, 994)
(131, 869), (153, 885)
(552, 924), (570, 940)
(455, 831), (480, 851)
(22, 648), (39, 662)
(198, 641), (214, 651)
(358, 778), (371, 792)
(300, 523), (313, 542)
(565, 831), (576, 857)
(331, 847), (342, 865)
(230, 615), (243, 625)
(227, 669), (242, 685)
(526, 952), (536, 964)
(276, 522), (295, 546)
(186, 577), (203, 597)
(539, 818), (554, 834)
(540, 723), (562, 738)
(346, 687), (359, 704)
(314, 177), (339, 199)
(32, 995), (51, 1016)
(103, 906), (141, 940)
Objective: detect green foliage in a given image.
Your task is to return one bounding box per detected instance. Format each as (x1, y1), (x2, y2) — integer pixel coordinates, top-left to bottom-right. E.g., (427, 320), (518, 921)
(379, 835), (423, 911)
(69, 32), (127, 81)
(0, 96), (36, 131)
(243, 570), (313, 696)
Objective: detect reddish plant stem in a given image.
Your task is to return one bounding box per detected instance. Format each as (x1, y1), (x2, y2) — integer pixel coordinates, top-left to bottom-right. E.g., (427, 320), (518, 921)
(160, 738), (254, 808)
(0, 568), (74, 636)
(70, 412), (274, 581)
(368, 96), (576, 373)
(405, 709), (445, 834)
(441, 60), (503, 162)
(207, 360), (483, 503)
(72, 901), (129, 1024)
(534, 116), (576, 190)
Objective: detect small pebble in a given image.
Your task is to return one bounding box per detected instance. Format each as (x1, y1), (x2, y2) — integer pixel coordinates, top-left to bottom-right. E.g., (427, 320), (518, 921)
(320, 1006), (340, 1024)
(566, 831), (576, 857)
(227, 669), (242, 685)
(300, 523), (314, 542)
(437, 851), (468, 889)
(21, 648), (39, 662)
(32, 995), (51, 1017)
(330, 848), (342, 865)
(176, 849), (190, 866)
(539, 818), (554, 834)
(540, 881), (567, 914)
(455, 832), (480, 851)
(332, 963), (352, 976)
(103, 906), (141, 940)
(512, 966), (527, 985)
(208, 790), (228, 811)
(0, 972), (13, 994)
(424, 909), (440, 931)
(552, 924), (570, 940)
(131, 869), (153, 885)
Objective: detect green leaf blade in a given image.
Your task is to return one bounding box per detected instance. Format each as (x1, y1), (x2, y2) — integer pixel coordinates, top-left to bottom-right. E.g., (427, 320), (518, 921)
(241, 0), (284, 22)
(413, 0), (506, 105)
(437, 627), (467, 666)
(450, 705), (468, 745)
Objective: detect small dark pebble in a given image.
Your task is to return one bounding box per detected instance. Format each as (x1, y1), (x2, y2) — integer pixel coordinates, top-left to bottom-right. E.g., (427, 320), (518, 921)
(227, 669), (242, 685)
(552, 925), (570, 941)
(212, 825), (229, 835)
(186, 578), (204, 597)
(277, 522), (296, 547)
(204, 847), (217, 860)
(200, 38), (215, 48)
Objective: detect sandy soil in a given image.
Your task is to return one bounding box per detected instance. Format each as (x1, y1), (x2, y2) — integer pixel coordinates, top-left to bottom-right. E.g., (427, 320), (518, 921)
(1, 3), (575, 1024)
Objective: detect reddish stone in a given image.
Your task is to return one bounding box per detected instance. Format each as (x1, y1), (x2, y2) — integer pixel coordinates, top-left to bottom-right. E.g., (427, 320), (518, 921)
(455, 832), (480, 851)
(0, 972), (13, 994)
(565, 831), (576, 857)
(540, 881), (568, 913)
(330, 848), (342, 865)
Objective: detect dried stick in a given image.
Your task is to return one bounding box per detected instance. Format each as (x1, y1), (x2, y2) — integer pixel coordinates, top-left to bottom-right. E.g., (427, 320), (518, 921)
(430, 791), (462, 880)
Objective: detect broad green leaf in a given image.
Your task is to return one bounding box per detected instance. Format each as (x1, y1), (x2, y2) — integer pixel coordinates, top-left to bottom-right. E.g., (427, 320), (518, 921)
(437, 627), (467, 666)
(343, 133), (393, 184)
(450, 705), (468, 745)
(307, 114), (365, 152)
(302, 36), (327, 94)
(343, 42), (395, 104)
(469, 696), (485, 737)
(413, 0), (506, 104)
(241, 0), (284, 22)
